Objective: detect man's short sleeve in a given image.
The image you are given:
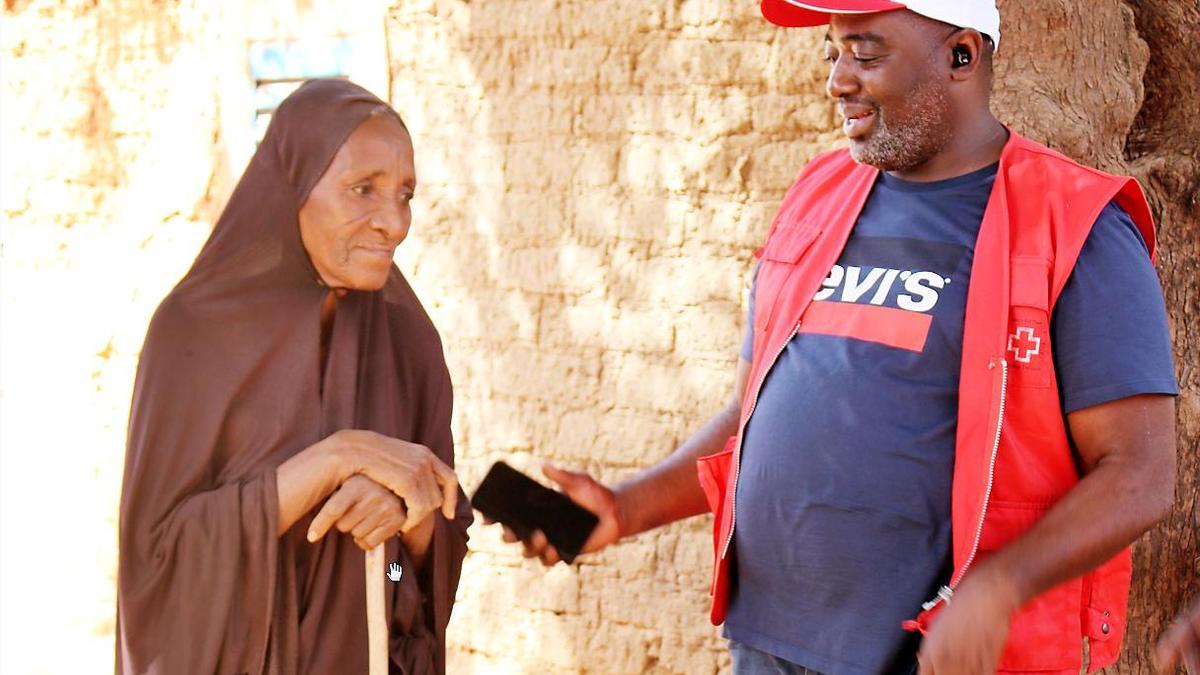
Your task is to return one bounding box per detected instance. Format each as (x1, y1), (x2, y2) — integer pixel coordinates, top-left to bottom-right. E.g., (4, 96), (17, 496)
(741, 263), (759, 362)
(1051, 202), (1178, 413)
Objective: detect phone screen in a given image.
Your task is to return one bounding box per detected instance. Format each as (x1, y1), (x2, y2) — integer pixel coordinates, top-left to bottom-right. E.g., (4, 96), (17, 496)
(470, 462), (599, 564)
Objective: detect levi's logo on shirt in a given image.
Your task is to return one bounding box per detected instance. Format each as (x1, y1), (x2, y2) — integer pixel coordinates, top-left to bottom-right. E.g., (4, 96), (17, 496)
(813, 265), (951, 313)
(797, 237), (967, 354)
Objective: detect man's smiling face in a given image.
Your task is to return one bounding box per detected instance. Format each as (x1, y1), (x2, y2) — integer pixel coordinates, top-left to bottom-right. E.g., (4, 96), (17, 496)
(824, 11), (956, 172)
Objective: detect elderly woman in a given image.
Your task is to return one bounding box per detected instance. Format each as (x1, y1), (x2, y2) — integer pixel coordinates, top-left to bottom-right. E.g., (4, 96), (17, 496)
(116, 79), (471, 674)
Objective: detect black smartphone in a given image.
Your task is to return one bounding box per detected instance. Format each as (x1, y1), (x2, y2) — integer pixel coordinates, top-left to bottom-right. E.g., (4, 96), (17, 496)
(470, 461), (599, 564)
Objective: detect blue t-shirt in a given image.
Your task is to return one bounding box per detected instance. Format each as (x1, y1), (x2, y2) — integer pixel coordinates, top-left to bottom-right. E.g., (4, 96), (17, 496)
(723, 163), (1178, 675)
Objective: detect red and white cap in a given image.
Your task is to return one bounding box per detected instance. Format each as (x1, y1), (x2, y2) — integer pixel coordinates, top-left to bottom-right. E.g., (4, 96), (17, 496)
(762, 0), (1001, 49)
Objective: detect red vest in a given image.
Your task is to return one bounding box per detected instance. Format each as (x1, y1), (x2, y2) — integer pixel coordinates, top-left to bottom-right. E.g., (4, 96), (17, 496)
(696, 131), (1156, 673)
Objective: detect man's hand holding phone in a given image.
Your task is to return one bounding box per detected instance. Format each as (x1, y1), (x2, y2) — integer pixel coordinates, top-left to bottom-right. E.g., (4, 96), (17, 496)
(479, 463), (624, 565)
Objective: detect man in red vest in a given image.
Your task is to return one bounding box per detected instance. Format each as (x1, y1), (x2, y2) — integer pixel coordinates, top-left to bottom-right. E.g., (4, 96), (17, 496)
(498, 2), (1179, 672)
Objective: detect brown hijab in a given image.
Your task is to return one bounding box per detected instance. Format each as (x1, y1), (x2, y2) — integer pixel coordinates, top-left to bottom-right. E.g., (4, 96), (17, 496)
(116, 79), (471, 675)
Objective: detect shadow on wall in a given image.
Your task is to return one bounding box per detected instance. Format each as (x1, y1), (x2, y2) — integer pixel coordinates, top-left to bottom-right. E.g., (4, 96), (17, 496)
(384, 0), (842, 672)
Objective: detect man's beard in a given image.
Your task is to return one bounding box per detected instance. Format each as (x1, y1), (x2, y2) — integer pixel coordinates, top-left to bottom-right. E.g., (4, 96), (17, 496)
(848, 75), (953, 172)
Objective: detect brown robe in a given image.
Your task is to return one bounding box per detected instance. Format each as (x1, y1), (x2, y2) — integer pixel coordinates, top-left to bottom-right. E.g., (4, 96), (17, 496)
(116, 79), (471, 675)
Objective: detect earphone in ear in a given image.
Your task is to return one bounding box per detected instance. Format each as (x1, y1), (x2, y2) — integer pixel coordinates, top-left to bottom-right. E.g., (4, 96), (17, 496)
(952, 46), (972, 68)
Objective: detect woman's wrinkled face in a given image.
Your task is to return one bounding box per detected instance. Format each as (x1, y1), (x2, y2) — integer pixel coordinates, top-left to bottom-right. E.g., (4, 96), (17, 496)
(298, 112), (415, 291)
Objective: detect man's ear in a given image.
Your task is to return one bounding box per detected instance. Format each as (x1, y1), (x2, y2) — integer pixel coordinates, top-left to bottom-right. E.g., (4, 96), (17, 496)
(947, 29), (987, 81)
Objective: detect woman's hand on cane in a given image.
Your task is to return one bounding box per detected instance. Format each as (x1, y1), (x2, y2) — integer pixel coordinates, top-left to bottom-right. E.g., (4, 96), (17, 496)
(276, 429), (458, 543)
(307, 475), (409, 550)
(326, 429), (459, 528)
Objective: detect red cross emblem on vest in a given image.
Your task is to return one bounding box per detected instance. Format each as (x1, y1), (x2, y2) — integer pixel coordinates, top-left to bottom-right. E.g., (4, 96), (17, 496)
(1007, 325), (1042, 364)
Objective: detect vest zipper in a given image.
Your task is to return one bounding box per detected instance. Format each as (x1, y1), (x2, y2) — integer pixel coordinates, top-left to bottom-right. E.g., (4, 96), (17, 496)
(721, 319), (802, 560)
(921, 357), (1009, 612)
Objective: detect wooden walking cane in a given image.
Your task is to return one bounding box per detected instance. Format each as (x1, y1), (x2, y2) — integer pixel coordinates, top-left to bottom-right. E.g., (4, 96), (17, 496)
(365, 543), (387, 675)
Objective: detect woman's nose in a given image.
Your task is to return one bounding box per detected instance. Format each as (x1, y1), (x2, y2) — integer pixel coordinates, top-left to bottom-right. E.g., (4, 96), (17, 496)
(372, 202), (410, 242)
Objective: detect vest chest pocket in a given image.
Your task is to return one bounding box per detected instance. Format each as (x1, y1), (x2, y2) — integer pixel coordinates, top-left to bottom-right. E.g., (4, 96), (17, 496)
(753, 223), (822, 335)
(757, 221), (821, 264)
(1007, 256), (1054, 389)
